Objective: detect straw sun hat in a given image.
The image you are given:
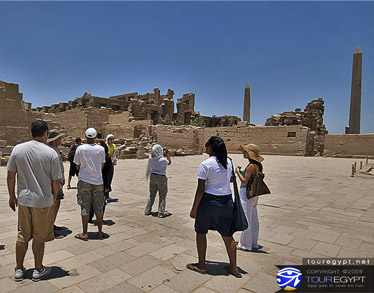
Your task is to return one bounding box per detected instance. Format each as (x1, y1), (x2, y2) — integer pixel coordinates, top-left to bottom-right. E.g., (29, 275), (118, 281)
(238, 144), (264, 163)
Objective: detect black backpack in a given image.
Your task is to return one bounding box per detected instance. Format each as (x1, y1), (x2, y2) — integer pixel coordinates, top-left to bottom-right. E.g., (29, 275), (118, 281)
(68, 145), (78, 163)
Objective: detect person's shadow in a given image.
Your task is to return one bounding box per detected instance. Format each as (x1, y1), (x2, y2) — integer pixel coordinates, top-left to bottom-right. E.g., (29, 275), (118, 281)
(23, 266), (69, 281)
(205, 260), (248, 276)
(0, 245), (5, 250)
(54, 226), (72, 239)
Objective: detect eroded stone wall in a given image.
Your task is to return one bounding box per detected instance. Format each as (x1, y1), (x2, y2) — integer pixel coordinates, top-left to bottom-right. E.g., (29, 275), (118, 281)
(324, 134), (374, 157)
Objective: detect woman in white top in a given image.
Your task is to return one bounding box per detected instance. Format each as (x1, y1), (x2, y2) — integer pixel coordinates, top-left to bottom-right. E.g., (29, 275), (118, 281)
(235, 144), (264, 251)
(144, 144), (171, 218)
(187, 136), (241, 278)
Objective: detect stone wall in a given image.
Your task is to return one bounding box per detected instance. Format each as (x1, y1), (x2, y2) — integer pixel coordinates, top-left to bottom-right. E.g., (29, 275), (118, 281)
(197, 125), (311, 156)
(151, 125), (201, 155)
(0, 81), (44, 145)
(151, 125), (311, 156)
(324, 134), (374, 157)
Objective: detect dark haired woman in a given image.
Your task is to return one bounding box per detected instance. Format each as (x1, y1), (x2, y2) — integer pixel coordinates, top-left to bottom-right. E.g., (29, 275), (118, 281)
(235, 144), (264, 251)
(187, 136), (241, 278)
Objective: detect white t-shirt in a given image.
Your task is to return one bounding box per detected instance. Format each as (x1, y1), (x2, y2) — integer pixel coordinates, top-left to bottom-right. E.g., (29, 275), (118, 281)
(197, 156), (233, 196)
(74, 144), (105, 185)
(149, 157), (169, 176)
(6, 140), (62, 208)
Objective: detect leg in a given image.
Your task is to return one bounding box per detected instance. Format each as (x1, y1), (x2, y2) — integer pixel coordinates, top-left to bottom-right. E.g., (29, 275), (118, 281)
(157, 177), (167, 215)
(53, 199), (60, 223)
(32, 241), (45, 271)
(145, 176), (157, 214)
(81, 215), (89, 236)
(251, 197), (260, 248)
(96, 216), (103, 238)
(238, 188), (253, 250)
(15, 241), (28, 269)
(67, 175), (72, 188)
(196, 233), (207, 271)
(222, 236), (240, 275)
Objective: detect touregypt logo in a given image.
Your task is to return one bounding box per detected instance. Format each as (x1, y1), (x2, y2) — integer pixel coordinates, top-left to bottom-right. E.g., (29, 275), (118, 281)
(277, 267), (303, 291)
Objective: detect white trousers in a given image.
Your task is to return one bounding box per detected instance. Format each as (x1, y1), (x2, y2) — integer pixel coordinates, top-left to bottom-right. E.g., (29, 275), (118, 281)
(237, 188), (259, 250)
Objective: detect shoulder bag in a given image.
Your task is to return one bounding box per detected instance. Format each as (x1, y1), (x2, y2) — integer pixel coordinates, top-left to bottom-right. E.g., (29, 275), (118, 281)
(246, 164), (271, 199)
(229, 158), (248, 232)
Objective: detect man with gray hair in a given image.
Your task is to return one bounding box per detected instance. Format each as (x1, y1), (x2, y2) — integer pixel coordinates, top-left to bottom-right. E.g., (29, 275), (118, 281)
(74, 127), (106, 240)
(7, 120), (62, 282)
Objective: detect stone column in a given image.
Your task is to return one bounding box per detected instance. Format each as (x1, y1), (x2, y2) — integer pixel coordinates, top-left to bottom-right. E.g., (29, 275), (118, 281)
(346, 45), (362, 134)
(243, 82), (250, 122)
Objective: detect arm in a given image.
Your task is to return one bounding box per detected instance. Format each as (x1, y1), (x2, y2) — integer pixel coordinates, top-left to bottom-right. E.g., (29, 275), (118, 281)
(235, 164), (255, 186)
(164, 148), (171, 165)
(7, 171), (17, 211)
(76, 164), (80, 171)
(190, 179), (206, 219)
(52, 179), (60, 201)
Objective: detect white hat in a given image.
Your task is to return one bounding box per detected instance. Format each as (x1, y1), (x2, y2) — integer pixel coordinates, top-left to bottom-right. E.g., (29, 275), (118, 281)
(85, 127), (97, 138)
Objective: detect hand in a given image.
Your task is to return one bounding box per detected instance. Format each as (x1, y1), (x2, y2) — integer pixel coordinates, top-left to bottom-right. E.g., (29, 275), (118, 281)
(62, 178), (65, 185)
(104, 188), (110, 192)
(164, 147), (169, 155)
(190, 209), (197, 219)
(9, 196), (17, 212)
(235, 166), (241, 174)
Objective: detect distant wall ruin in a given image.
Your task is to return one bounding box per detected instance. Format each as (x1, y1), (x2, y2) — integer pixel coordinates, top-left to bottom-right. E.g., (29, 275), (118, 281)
(324, 134), (374, 157)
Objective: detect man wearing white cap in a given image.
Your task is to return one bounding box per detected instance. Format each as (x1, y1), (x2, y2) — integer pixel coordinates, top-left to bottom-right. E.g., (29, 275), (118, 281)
(47, 129), (65, 239)
(73, 127), (106, 240)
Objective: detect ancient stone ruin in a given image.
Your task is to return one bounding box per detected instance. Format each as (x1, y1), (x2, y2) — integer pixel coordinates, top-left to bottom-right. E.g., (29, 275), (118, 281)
(265, 98), (327, 155)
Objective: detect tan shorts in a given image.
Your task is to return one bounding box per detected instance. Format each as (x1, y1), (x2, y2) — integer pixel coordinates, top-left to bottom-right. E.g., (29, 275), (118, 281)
(17, 205), (54, 243)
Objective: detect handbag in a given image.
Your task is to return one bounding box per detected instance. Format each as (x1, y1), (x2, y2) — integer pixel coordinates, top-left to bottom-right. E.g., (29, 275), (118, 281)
(229, 158), (249, 232)
(246, 164), (271, 199)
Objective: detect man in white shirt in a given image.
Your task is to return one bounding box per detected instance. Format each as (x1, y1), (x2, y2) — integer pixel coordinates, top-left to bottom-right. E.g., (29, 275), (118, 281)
(7, 120), (62, 282)
(73, 127), (105, 240)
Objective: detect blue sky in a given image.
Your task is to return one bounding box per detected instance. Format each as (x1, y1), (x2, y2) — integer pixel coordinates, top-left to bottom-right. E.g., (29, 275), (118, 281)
(1, 1), (373, 134)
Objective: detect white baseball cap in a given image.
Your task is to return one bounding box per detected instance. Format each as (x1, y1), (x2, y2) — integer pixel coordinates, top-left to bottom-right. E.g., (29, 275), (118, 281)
(85, 127), (97, 138)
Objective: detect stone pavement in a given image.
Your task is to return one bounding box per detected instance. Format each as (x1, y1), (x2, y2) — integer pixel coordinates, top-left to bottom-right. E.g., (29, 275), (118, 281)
(0, 154), (373, 292)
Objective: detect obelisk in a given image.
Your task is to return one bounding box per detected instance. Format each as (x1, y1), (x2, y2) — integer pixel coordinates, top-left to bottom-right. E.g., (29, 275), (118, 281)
(346, 45), (362, 134)
(243, 83), (250, 122)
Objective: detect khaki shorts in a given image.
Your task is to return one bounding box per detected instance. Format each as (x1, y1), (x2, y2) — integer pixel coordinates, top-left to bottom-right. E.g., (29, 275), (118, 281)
(17, 204), (54, 243)
(77, 180), (104, 216)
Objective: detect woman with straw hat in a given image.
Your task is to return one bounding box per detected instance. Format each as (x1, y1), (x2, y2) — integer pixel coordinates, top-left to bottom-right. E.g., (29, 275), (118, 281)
(235, 144), (264, 252)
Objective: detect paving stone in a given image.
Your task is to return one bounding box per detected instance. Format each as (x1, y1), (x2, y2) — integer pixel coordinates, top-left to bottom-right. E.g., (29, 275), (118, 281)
(311, 242), (342, 257)
(288, 237), (317, 251)
(149, 244), (188, 261)
(58, 285), (86, 293)
(57, 251), (104, 270)
(193, 287), (218, 293)
(149, 284), (179, 293)
(127, 265), (177, 292)
(48, 265), (101, 289)
(90, 251), (135, 272)
(171, 253), (197, 271)
(204, 273), (250, 292)
(77, 268), (131, 293)
(94, 238), (137, 257)
(167, 269), (211, 293)
(120, 255), (163, 276)
(126, 242), (163, 258)
(8, 280), (59, 292)
(338, 247), (369, 258)
(0, 276), (18, 292)
(242, 272), (280, 293)
(267, 233), (295, 245)
(359, 241), (374, 253)
(312, 231), (340, 243)
(105, 281), (144, 293)
(43, 250), (76, 266)
(335, 236), (362, 250)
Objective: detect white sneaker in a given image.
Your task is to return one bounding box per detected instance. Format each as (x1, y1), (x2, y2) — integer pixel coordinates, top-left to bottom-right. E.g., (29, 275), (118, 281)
(32, 266), (51, 282)
(14, 267), (26, 282)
